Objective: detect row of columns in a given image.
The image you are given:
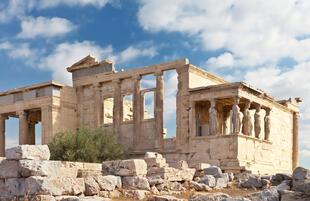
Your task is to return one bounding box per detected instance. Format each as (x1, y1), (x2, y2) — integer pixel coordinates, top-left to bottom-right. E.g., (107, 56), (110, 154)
(90, 71), (165, 152)
(0, 110), (40, 157)
(208, 96), (272, 140)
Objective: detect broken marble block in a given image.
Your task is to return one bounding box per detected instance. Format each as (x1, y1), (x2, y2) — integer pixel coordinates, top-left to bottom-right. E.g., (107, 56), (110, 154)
(102, 159), (147, 177)
(6, 145), (50, 160)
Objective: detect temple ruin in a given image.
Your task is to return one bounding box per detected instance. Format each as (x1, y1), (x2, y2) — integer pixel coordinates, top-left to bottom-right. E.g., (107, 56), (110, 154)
(0, 56), (302, 174)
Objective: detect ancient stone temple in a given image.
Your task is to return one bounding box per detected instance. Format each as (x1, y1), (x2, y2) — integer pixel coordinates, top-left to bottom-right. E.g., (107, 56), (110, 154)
(0, 56), (302, 174)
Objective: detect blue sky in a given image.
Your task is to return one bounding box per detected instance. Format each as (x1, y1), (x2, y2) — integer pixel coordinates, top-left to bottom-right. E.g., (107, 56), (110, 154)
(0, 0), (309, 168)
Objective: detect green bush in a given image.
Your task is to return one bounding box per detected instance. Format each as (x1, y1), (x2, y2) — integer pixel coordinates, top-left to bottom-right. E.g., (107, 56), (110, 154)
(48, 127), (128, 163)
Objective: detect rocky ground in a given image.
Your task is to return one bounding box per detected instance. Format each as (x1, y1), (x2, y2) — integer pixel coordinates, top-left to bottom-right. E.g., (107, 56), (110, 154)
(0, 145), (309, 201)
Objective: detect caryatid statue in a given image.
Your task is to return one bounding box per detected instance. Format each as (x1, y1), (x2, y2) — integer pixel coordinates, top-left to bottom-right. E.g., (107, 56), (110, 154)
(254, 104), (262, 138)
(209, 99), (218, 135)
(264, 108), (271, 140)
(232, 96), (243, 133)
(243, 100), (253, 136)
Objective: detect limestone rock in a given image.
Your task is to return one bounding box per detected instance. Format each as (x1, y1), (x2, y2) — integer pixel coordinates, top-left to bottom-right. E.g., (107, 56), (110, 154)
(54, 196), (80, 201)
(145, 158), (168, 169)
(84, 177), (100, 196)
(275, 180), (291, 191)
(252, 187), (279, 201)
(148, 195), (186, 201)
(145, 152), (163, 159)
(281, 190), (310, 201)
(189, 181), (212, 191)
(151, 186), (160, 195)
(189, 192), (230, 201)
(203, 166), (222, 176)
(122, 176), (150, 190)
(292, 167), (310, 180)
(271, 173), (292, 185)
(59, 167), (78, 178)
(78, 170), (102, 178)
(198, 175), (216, 187)
(80, 196), (110, 201)
(240, 174), (262, 188)
(214, 177), (228, 189)
(147, 167), (195, 182)
(192, 163), (211, 171)
(25, 176), (85, 195)
(122, 189), (150, 200)
(30, 195), (56, 201)
(5, 178), (25, 196)
(215, 173), (229, 183)
(292, 181), (310, 195)
(102, 159), (147, 177)
(6, 145), (50, 160)
(94, 175), (121, 191)
(221, 198), (251, 201)
(18, 160), (61, 177)
(0, 159), (19, 178)
(147, 175), (165, 186)
(176, 160), (188, 169)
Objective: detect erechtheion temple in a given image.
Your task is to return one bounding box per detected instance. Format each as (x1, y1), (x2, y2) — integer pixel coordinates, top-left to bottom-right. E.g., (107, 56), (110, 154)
(0, 56), (302, 174)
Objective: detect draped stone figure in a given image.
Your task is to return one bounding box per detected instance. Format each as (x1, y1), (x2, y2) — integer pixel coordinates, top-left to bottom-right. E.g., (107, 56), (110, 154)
(243, 100), (253, 136)
(264, 108), (271, 140)
(209, 99), (218, 135)
(254, 104), (262, 138)
(232, 97), (242, 133)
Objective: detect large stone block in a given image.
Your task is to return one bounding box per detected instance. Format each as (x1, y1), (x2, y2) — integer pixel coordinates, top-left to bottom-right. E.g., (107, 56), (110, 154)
(84, 177), (100, 196)
(147, 167), (195, 182)
(292, 167), (310, 180)
(145, 158), (168, 169)
(122, 176), (150, 190)
(5, 178), (25, 196)
(148, 195), (186, 201)
(189, 193), (230, 201)
(203, 166), (222, 176)
(6, 145), (50, 160)
(102, 159), (147, 177)
(0, 158), (19, 178)
(122, 189), (150, 200)
(18, 160), (61, 177)
(25, 176), (85, 195)
(198, 175), (216, 187)
(94, 175), (122, 191)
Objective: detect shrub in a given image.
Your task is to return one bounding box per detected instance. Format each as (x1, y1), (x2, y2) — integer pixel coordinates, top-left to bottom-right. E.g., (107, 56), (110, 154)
(48, 127), (128, 163)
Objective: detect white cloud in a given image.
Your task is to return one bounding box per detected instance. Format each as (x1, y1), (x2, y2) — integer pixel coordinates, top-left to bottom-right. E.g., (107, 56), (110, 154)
(0, 41), (12, 50)
(0, 0), (114, 23)
(17, 16), (76, 39)
(38, 41), (113, 85)
(300, 149), (310, 157)
(137, 0), (310, 67)
(206, 52), (235, 69)
(0, 42), (39, 65)
(38, 0), (112, 9)
(116, 45), (158, 64)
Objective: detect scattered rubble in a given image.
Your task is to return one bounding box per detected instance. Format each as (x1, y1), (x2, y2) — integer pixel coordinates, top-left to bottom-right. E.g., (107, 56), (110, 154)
(0, 145), (310, 201)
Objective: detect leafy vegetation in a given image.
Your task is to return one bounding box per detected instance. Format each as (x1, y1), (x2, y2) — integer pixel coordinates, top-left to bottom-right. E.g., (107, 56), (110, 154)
(48, 127), (127, 163)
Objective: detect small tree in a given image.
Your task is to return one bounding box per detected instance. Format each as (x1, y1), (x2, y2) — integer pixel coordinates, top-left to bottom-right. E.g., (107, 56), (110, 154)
(48, 127), (127, 163)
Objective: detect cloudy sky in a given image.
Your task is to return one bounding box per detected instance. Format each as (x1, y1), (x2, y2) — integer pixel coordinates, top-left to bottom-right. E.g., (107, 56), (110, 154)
(0, 0), (309, 168)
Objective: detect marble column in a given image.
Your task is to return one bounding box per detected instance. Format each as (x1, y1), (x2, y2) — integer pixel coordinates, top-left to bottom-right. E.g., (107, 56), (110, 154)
(18, 110), (29, 145)
(41, 106), (52, 144)
(0, 115), (7, 157)
(93, 83), (102, 127)
(28, 121), (36, 145)
(293, 112), (300, 170)
(133, 75), (142, 151)
(112, 79), (121, 137)
(154, 71), (164, 150)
